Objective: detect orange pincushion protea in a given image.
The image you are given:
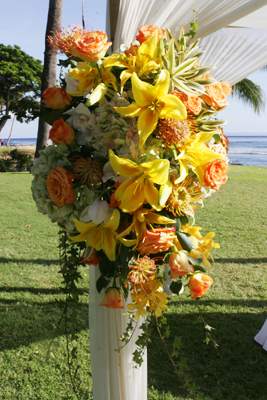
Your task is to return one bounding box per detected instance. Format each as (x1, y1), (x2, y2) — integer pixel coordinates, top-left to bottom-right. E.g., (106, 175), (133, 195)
(155, 117), (198, 148)
(167, 177), (201, 217)
(128, 256), (157, 284)
(138, 227), (176, 254)
(71, 155), (102, 187)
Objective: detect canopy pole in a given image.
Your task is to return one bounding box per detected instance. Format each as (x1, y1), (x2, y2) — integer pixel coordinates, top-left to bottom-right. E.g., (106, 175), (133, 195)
(195, 0), (267, 39)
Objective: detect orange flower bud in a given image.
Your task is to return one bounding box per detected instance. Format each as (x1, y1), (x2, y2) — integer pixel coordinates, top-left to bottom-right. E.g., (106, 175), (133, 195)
(169, 252), (194, 279)
(81, 249), (101, 266)
(188, 273), (213, 299)
(42, 86), (72, 109)
(49, 118), (75, 145)
(100, 288), (124, 309)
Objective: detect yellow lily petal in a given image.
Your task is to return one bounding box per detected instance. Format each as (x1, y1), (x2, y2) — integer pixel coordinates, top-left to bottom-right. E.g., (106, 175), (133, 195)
(103, 228), (116, 261)
(175, 159), (189, 184)
(104, 209), (120, 231)
(139, 60), (160, 77)
(159, 94), (187, 120)
(152, 70), (169, 100)
(115, 177), (136, 201)
(109, 150), (140, 177)
(69, 220), (96, 242)
(117, 237), (137, 247)
(120, 179), (146, 213)
(159, 180), (172, 206)
(114, 102), (142, 117)
(132, 73), (155, 107)
(138, 32), (158, 60)
(144, 178), (161, 211)
(138, 108), (159, 148)
(120, 70), (134, 90)
(140, 158), (169, 184)
(144, 210), (176, 225)
(86, 83), (108, 106)
(86, 225), (103, 251)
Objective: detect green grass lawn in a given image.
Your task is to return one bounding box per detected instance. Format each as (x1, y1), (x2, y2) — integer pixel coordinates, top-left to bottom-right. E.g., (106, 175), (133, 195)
(0, 167), (267, 399)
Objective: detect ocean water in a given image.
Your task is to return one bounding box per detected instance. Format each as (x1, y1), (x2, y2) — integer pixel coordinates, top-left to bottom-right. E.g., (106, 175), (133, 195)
(227, 136), (267, 167)
(2, 136), (267, 167)
(2, 138), (37, 146)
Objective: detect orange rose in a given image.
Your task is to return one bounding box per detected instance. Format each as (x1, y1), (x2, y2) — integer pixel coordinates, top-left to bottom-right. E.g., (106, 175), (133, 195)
(70, 30), (112, 62)
(124, 44), (138, 57)
(171, 91), (202, 115)
(136, 25), (165, 44)
(220, 82), (233, 97)
(188, 273), (213, 299)
(219, 128), (230, 153)
(169, 252), (194, 279)
(204, 158), (229, 191)
(100, 288), (124, 309)
(201, 80), (228, 109)
(46, 166), (75, 208)
(49, 118), (75, 145)
(42, 86), (72, 109)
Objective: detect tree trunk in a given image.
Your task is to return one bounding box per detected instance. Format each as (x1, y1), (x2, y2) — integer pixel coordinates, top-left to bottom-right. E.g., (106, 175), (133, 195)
(0, 88), (10, 133)
(6, 115), (16, 146)
(109, 0), (120, 50)
(35, 0), (63, 158)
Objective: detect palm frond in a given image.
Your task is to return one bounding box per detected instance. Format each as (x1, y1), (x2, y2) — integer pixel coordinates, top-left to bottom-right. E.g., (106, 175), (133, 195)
(232, 78), (265, 114)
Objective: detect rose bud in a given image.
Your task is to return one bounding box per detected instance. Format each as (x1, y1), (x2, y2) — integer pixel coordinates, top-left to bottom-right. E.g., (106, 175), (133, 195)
(49, 118), (75, 145)
(42, 86), (72, 109)
(100, 288), (124, 309)
(169, 252), (194, 279)
(188, 273), (213, 299)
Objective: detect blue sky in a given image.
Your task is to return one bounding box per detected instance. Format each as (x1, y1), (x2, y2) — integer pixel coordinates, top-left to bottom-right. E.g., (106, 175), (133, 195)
(1, 0), (267, 138)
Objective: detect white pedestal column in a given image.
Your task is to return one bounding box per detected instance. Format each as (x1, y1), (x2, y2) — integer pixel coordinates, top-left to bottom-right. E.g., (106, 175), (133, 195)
(89, 265), (147, 400)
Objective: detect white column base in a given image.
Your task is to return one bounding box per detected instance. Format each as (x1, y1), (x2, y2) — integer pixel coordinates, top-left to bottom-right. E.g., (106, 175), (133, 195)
(89, 265), (147, 400)
(255, 319), (267, 351)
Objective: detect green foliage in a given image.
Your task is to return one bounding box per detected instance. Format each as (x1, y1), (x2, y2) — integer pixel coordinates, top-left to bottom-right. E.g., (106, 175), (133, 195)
(0, 44), (42, 125)
(0, 157), (11, 171)
(232, 77), (265, 114)
(9, 149), (34, 170)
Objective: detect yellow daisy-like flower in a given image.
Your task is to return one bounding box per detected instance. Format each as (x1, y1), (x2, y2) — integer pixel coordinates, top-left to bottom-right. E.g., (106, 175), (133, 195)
(189, 232), (220, 268)
(109, 149), (172, 213)
(69, 209), (120, 261)
(114, 70), (187, 148)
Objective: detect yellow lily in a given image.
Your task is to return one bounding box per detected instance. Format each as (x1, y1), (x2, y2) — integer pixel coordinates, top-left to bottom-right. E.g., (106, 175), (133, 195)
(175, 131), (223, 185)
(109, 149), (171, 213)
(67, 60), (117, 97)
(105, 33), (161, 90)
(116, 208), (176, 248)
(69, 209), (120, 261)
(114, 70), (187, 148)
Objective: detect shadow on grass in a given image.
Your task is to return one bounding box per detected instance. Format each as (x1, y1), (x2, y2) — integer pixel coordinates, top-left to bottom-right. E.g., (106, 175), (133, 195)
(0, 257), (58, 265)
(148, 310), (267, 400)
(0, 286), (87, 295)
(215, 257), (267, 264)
(0, 300), (89, 351)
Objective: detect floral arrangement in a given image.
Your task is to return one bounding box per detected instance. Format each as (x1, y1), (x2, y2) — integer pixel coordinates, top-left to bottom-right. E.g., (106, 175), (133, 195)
(32, 23), (231, 324)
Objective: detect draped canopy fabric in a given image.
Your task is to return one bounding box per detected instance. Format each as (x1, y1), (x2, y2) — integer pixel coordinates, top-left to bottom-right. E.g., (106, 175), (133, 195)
(108, 0), (267, 84)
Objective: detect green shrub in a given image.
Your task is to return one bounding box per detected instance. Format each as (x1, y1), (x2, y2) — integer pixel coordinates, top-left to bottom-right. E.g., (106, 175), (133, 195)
(0, 158), (11, 172)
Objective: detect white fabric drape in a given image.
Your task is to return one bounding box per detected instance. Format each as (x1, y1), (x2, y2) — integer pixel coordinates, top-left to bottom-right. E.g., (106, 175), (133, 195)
(110, 0), (267, 84)
(112, 0), (267, 50)
(199, 27), (267, 85)
(89, 265), (147, 400)
(255, 319), (267, 351)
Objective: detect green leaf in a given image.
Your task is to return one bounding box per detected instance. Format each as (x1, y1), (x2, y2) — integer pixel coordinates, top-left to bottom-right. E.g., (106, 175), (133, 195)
(96, 274), (110, 293)
(177, 232), (195, 252)
(213, 133), (221, 143)
(40, 108), (67, 126)
(120, 245), (130, 262)
(168, 39), (175, 73)
(170, 280), (183, 295)
(172, 57), (198, 77)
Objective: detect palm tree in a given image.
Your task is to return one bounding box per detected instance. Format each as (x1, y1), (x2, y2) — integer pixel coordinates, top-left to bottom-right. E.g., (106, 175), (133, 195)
(35, 0), (63, 158)
(232, 77), (265, 114)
